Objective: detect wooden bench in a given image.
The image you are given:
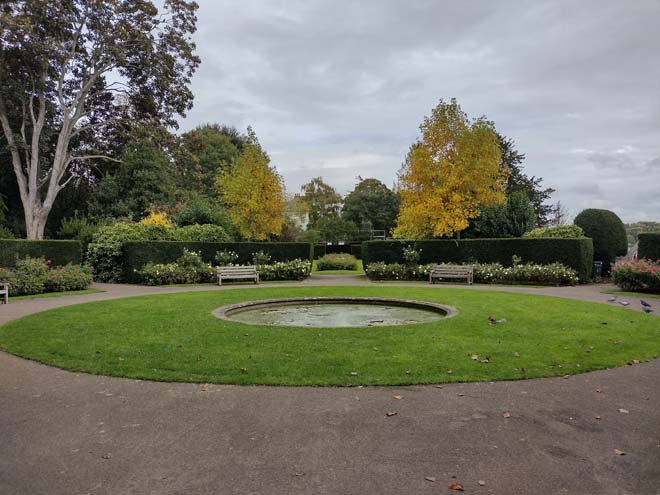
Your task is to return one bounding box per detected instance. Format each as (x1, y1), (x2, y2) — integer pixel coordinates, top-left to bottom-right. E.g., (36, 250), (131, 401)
(217, 266), (259, 286)
(429, 264), (473, 285)
(0, 283), (8, 304)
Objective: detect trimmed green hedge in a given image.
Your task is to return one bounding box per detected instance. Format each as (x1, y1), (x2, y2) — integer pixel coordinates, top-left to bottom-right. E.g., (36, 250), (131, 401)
(122, 241), (313, 282)
(574, 209), (627, 275)
(362, 238), (594, 283)
(0, 240), (82, 268)
(638, 233), (660, 261)
(314, 243), (362, 259)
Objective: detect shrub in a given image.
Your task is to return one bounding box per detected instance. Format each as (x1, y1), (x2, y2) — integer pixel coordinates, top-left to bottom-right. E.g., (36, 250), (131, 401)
(612, 258), (660, 293)
(524, 225), (584, 238)
(172, 224), (230, 242)
(574, 209), (627, 275)
(0, 257), (93, 296)
(402, 245), (422, 265)
(140, 211), (174, 228)
(316, 253), (358, 271)
(365, 261), (578, 286)
(87, 222), (172, 282)
(257, 259), (311, 281)
(0, 225), (15, 239)
(215, 250), (239, 265)
(58, 216), (105, 249)
(638, 233), (660, 261)
(362, 238), (593, 282)
(252, 250), (272, 265)
(0, 240), (82, 268)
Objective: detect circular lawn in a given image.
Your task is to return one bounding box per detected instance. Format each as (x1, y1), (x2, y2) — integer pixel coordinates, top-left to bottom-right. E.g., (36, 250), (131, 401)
(0, 286), (658, 385)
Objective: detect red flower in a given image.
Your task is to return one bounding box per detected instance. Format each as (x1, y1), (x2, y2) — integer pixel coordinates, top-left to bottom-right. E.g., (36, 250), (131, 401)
(50, 275), (58, 281)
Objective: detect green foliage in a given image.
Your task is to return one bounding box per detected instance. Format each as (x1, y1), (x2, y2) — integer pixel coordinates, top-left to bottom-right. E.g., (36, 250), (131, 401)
(0, 240), (82, 268)
(638, 233), (660, 261)
(0, 257), (93, 296)
(612, 258), (660, 293)
(365, 261), (578, 286)
(0, 225), (15, 239)
(362, 238), (593, 282)
(472, 192), (536, 237)
(87, 222), (172, 282)
(215, 250), (239, 266)
(402, 245), (422, 265)
(316, 216), (358, 243)
(316, 254), (358, 271)
(342, 178), (399, 234)
(300, 177), (343, 228)
(252, 250), (272, 265)
(57, 215), (105, 249)
(574, 209), (628, 274)
(524, 225), (585, 238)
(625, 222), (660, 244)
(121, 241), (313, 282)
(172, 224), (230, 243)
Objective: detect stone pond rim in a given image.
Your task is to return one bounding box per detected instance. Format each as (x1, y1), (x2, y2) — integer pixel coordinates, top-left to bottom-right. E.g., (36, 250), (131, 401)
(212, 296), (458, 328)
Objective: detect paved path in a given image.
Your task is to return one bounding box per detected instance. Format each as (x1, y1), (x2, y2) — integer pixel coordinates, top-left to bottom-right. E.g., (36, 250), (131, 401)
(1, 278), (658, 494)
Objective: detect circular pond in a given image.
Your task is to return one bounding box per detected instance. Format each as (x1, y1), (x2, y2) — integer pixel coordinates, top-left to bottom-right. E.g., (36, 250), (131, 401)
(213, 297), (456, 327)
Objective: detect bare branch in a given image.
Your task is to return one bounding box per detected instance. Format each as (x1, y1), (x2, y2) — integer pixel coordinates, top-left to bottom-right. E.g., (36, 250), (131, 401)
(69, 154), (122, 163)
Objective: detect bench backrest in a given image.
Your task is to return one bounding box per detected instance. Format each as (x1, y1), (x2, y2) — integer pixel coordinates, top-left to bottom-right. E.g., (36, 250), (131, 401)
(217, 265), (257, 275)
(431, 264), (473, 274)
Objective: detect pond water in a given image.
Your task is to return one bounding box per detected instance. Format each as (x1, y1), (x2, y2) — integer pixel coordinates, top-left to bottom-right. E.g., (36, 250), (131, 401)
(219, 299), (451, 327)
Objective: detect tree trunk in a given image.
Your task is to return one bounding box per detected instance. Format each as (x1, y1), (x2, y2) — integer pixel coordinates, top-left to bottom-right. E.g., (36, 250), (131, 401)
(23, 203), (49, 239)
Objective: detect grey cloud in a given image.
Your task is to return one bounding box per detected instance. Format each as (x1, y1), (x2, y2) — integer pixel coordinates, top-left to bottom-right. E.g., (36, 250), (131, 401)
(182, 0), (660, 222)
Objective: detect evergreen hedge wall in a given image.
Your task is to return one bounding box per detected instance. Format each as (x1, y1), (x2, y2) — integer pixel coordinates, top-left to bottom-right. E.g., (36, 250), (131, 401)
(122, 241), (313, 282)
(361, 238), (594, 282)
(314, 243), (362, 259)
(0, 240), (82, 268)
(638, 233), (660, 261)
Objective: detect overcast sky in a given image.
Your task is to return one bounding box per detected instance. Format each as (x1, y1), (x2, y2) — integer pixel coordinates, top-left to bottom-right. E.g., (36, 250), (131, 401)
(180, 0), (660, 222)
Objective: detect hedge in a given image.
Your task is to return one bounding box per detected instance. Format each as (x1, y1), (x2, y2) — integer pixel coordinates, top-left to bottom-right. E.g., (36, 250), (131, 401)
(122, 241), (313, 282)
(574, 209), (627, 275)
(314, 243), (362, 259)
(0, 240), (82, 268)
(638, 233), (660, 261)
(361, 238), (594, 283)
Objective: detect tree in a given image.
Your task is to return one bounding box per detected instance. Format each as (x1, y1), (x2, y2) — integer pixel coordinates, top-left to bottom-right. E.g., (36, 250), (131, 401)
(342, 177), (399, 234)
(471, 192), (536, 238)
(0, 0), (199, 238)
(217, 132), (284, 240)
(394, 99), (507, 239)
(316, 217), (359, 243)
(300, 177), (342, 228)
(498, 134), (554, 226)
(506, 191), (536, 237)
(176, 124), (247, 197)
(574, 209), (628, 274)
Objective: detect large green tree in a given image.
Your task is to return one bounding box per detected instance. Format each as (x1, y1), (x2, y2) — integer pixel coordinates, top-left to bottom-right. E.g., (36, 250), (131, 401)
(300, 177), (342, 228)
(342, 178), (399, 235)
(0, 0), (199, 238)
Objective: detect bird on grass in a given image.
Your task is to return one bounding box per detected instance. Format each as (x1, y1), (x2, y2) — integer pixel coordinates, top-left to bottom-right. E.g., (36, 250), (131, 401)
(642, 306), (653, 314)
(641, 300), (651, 308)
(488, 316), (507, 325)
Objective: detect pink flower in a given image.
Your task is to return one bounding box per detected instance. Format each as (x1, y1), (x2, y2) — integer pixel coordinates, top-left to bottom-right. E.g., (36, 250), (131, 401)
(50, 275), (58, 281)
(46, 259), (52, 265)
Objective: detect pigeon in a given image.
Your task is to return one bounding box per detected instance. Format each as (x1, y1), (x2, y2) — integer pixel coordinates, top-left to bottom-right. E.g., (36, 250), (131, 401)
(641, 300), (651, 308)
(607, 295), (618, 302)
(488, 316), (507, 325)
(643, 307), (653, 314)
(619, 301), (630, 307)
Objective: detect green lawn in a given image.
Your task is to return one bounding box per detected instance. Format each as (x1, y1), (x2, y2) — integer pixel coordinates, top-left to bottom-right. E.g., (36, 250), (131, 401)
(1, 286), (658, 385)
(10, 289), (105, 301)
(312, 259), (365, 275)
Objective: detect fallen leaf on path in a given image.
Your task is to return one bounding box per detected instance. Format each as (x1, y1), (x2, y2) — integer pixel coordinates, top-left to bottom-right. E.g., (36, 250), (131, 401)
(424, 477), (436, 482)
(502, 412), (511, 418)
(613, 449), (626, 456)
(457, 393), (465, 397)
(385, 411), (398, 417)
(199, 384), (209, 392)
(596, 389), (603, 393)
(448, 482), (465, 491)
(618, 408), (629, 414)
(393, 395), (403, 400)
(595, 415), (601, 420)
(478, 480), (486, 486)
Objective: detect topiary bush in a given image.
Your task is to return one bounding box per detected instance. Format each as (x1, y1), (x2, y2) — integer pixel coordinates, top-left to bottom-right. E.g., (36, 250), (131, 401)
(638, 233), (660, 261)
(524, 225), (584, 238)
(316, 253), (358, 271)
(574, 209), (627, 275)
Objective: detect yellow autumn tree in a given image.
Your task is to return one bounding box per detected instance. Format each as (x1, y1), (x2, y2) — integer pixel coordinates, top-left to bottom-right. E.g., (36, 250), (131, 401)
(217, 134), (285, 240)
(394, 99), (507, 239)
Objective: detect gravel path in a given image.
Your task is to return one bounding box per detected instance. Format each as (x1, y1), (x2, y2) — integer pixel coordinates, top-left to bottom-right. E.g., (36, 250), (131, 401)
(0, 278), (658, 495)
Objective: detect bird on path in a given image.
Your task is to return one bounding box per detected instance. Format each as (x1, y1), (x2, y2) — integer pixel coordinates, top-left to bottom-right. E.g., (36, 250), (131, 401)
(641, 300), (651, 308)
(607, 295), (618, 302)
(619, 301), (630, 307)
(643, 306), (653, 314)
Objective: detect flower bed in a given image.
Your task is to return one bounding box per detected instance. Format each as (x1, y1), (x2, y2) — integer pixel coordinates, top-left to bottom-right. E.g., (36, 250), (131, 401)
(365, 261), (579, 286)
(0, 257), (94, 296)
(612, 258), (660, 293)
